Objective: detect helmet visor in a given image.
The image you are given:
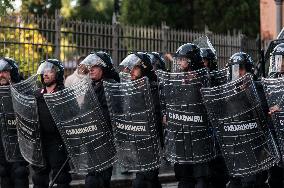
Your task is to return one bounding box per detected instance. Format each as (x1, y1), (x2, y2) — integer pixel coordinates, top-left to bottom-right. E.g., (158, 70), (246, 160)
(80, 53), (106, 69)
(193, 36), (216, 55)
(172, 57), (191, 72)
(0, 59), (12, 72)
(37, 61), (59, 75)
(148, 54), (159, 70)
(148, 54), (157, 63)
(230, 64), (240, 81)
(269, 55), (284, 74)
(119, 54), (141, 71)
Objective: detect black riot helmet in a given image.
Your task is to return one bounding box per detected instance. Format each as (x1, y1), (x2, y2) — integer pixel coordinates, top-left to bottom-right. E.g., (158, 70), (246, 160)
(37, 59), (64, 85)
(200, 48), (218, 71)
(174, 43), (204, 72)
(80, 51), (120, 82)
(147, 52), (167, 71)
(120, 52), (157, 82)
(269, 43), (284, 77)
(227, 52), (254, 81)
(0, 57), (21, 83)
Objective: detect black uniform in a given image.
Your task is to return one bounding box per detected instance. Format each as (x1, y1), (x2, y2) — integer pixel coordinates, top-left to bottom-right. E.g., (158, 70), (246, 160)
(0, 97), (29, 188)
(119, 52), (163, 188)
(84, 80), (113, 188)
(32, 85), (72, 188)
(0, 155), (29, 188)
(208, 70), (229, 188)
(226, 80), (269, 188)
(0, 57), (29, 188)
(174, 163), (209, 188)
(173, 43), (210, 188)
(208, 146), (228, 188)
(260, 78), (284, 188)
(132, 81), (162, 188)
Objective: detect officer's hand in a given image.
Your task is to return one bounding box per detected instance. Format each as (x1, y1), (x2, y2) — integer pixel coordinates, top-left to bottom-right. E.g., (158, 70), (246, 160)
(163, 115), (168, 125)
(269, 105), (281, 115)
(164, 53), (173, 63)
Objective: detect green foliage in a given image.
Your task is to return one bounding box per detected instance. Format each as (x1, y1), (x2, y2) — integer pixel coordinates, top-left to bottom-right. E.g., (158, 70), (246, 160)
(61, 0), (73, 18)
(0, 23), (53, 75)
(18, 0), (259, 37)
(194, 0), (259, 37)
(71, 0), (114, 22)
(119, 0), (259, 37)
(21, 0), (62, 16)
(120, 0), (195, 28)
(0, 0), (15, 16)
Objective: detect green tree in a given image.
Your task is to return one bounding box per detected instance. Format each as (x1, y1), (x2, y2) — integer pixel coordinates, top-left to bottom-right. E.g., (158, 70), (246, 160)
(0, 22), (53, 75)
(21, 0), (62, 16)
(61, 0), (73, 18)
(119, 0), (194, 28)
(71, 0), (114, 22)
(0, 0), (15, 16)
(194, 0), (259, 37)
(120, 0), (259, 37)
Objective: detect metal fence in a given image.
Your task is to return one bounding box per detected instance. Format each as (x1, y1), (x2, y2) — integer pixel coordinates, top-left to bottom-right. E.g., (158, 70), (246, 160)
(0, 11), (259, 77)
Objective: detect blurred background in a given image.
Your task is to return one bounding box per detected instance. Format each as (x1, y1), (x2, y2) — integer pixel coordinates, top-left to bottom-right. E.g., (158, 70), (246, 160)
(0, 0), (279, 77)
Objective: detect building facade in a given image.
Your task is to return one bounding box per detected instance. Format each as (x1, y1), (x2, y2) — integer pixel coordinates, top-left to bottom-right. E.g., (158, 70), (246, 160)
(260, 0), (284, 40)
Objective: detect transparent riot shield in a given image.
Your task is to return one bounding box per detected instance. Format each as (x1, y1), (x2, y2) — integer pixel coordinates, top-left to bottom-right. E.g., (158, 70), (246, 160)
(277, 27), (284, 39)
(10, 75), (45, 166)
(119, 72), (131, 82)
(0, 85), (23, 162)
(104, 77), (160, 172)
(43, 78), (116, 174)
(210, 68), (228, 87)
(264, 39), (284, 76)
(0, 75), (38, 162)
(202, 74), (279, 177)
(193, 35), (216, 54)
(263, 76), (284, 163)
(262, 77), (284, 107)
(157, 68), (216, 164)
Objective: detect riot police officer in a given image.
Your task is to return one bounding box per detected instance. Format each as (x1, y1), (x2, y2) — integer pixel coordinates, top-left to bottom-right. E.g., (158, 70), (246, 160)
(0, 57), (29, 188)
(32, 59), (72, 188)
(266, 43), (284, 188)
(268, 43), (284, 79)
(170, 43), (211, 188)
(226, 52), (269, 188)
(147, 52), (167, 71)
(200, 48), (229, 188)
(267, 43), (284, 114)
(79, 51), (119, 188)
(200, 48), (218, 72)
(119, 52), (163, 188)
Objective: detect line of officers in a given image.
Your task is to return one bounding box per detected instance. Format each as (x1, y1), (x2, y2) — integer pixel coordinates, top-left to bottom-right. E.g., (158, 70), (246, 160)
(1, 41), (284, 188)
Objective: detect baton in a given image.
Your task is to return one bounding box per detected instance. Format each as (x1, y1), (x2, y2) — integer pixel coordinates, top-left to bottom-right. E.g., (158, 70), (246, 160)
(49, 157), (70, 188)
